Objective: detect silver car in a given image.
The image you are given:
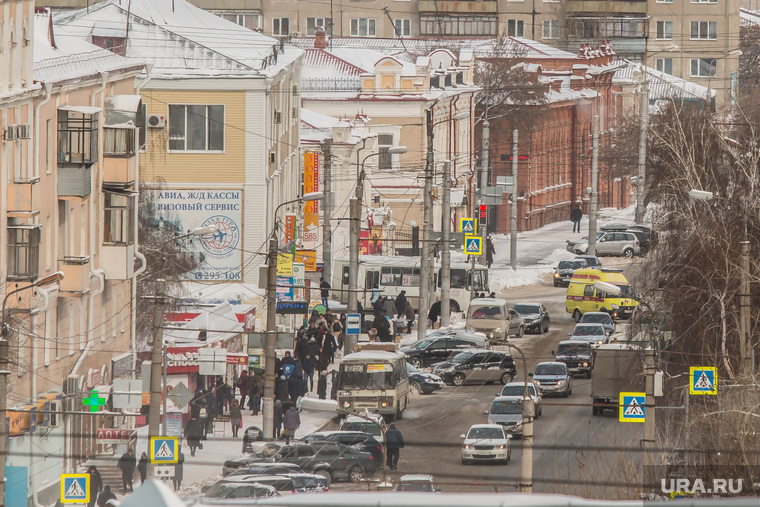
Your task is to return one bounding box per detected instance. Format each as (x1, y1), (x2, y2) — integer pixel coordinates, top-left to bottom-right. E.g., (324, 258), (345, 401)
(570, 232), (641, 258)
(569, 323), (608, 345)
(486, 396), (524, 437)
(497, 381), (543, 417)
(531, 362), (573, 397)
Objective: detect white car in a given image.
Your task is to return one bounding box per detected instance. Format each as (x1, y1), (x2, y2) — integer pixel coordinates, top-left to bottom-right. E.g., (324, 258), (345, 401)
(460, 424), (512, 465)
(340, 414), (387, 442)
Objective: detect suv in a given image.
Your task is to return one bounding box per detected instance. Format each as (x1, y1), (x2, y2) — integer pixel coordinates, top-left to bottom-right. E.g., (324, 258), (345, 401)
(401, 336), (482, 368)
(512, 302), (550, 334)
(223, 442), (289, 476)
(270, 442), (375, 484)
(497, 382), (542, 417)
(554, 340), (594, 378)
(303, 431), (383, 463)
(601, 223), (654, 255)
(569, 232), (640, 258)
(553, 259), (588, 287)
(433, 349), (517, 386)
(531, 362), (573, 397)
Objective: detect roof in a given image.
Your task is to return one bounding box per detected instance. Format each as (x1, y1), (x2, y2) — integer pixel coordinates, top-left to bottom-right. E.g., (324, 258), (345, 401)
(741, 8), (760, 26)
(55, 0), (302, 78)
(398, 474), (436, 482)
(614, 61), (713, 103)
(493, 396), (522, 402)
(470, 298), (508, 305)
(342, 350), (404, 361)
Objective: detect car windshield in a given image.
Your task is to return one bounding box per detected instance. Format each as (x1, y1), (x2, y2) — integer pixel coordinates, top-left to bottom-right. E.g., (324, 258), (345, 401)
(501, 384), (536, 396)
(406, 363), (419, 373)
(342, 421), (381, 437)
(513, 304), (540, 314)
(613, 284), (634, 297)
(573, 325), (605, 336)
(205, 483), (247, 499)
(467, 427), (503, 439)
(535, 364), (566, 376)
(292, 476), (328, 489)
(254, 443), (282, 457)
(450, 352), (474, 364)
(395, 483), (435, 492)
(558, 260), (585, 270)
(581, 314), (612, 324)
(490, 400), (522, 415)
(409, 339), (433, 350)
(557, 343), (591, 356)
(470, 306), (503, 319)
(338, 363), (396, 390)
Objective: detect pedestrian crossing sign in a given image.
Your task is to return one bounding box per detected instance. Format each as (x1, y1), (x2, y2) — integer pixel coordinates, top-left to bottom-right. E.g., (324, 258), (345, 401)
(61, 474), (89, 504)
(690, 366), (718, 395)
(619, 392), (646, 423)
(459, 218), (477, 235)
(464, 236), (483, 255)
(151, 436), (179, 463)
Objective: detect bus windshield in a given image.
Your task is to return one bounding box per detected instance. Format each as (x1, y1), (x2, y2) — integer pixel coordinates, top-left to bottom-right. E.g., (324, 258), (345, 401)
(338, 363), (396, 390)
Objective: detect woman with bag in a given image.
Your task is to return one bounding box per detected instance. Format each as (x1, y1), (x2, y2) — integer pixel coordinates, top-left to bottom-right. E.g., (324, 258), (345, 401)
(229, 399), (242, 437)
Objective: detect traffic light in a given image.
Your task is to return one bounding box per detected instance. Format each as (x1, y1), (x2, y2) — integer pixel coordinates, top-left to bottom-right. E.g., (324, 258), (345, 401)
(479, 204), (487, 225)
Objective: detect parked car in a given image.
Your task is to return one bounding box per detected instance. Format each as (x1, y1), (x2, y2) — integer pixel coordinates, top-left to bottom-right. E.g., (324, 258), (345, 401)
(393, 474), (441, 493)
(568, 232), (640, 258)
(426, 329), (489, 343)
(579, 311), (615, 335)
(460, 424), (512, 465)
(511, 302), (550, 334)
(433, 349), (517, 386)
(553, 259), (588, 287)
(554, 340), (594, 378)
(205, 473), (327, 497)
(303, 431), (384, 463)
(486, 396), (524, 437)
(497, 381), (542, 417)
(270, 442), (376, 484)
(339, 414), (387, 442)
(569, 323), (608, 345)
(401, 335), (483, 369)
(531, 362), (573, 397)
(507, 309), (526, 337)
(600, 223), (654, 255)
(406, 362), (444, 394)
(225, 463), (304, 480)
(465, 298), (513, 341)
(574, 255), (602, 269)
(223, 443), (289, 476)
(202, 482), (279, 499)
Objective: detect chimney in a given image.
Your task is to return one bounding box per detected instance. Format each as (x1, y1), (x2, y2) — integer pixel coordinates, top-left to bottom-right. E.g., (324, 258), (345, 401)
(314, 26), (328, 49)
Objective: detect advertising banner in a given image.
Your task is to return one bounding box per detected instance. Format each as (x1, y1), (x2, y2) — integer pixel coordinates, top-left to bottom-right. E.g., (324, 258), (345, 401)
(295, 250), (317, 272)
(285, 214), (297, 242)
(292, 262), (305, 300)
(155, 189), (242, 281)
(276, 253), (293, 277)
(304, 153), (319, 248)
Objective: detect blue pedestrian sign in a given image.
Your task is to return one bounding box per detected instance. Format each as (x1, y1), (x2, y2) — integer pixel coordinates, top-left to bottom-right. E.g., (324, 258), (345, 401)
(619, 392), (645, 423)
(150, 436), (178, 463)
(61, 474), (89, 504)
(690, 366), (717, 395)
(464, 236), (483, 255)
(459, 218), (477, 235)
(346, 313), (362, 335)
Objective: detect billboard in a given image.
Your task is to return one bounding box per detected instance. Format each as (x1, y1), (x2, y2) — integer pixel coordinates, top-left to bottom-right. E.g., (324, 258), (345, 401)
(155, 189), (243, 281)
(304, 153), (319, 248)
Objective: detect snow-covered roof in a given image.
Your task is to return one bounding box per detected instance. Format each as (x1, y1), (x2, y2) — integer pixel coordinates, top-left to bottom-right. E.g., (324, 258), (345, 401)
(741, 8), (760, 26)
(614, 61), (713, 102)
(301, 108), (375, 145)
(34, 11), (142, 83)
(54, 0), (302, 78)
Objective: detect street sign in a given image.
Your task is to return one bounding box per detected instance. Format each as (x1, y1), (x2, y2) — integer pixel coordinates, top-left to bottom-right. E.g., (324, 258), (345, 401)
(198, 348), (227, 376)
(154, 465), (176, 479)
(150, 436), (179, 463)
(95, 429), (136, 445)
(496, 176), (514, 194)
(346, 313), (362, 335)
(166, 381), (193, 410)
(83, 389), (106, 413)
(689, 366), (718, 395)
(459, 218), (477, 235)
(619, 392), (646, 423)
(61, 474), (89, 504)
(464, 236), (483, 255)
(112, 379), (143, 409)
(276, 300), (309, 314)
(248, 332), (293, 349)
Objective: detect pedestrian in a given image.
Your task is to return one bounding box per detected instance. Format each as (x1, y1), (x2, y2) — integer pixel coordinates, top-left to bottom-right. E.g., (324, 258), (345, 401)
(373, 311), (392, 342)
(230, 399), (243, 437)
(273, 399), (284, 439)
(308, 310), (320, 326)
(96, 485), (115, 507)
(317, 370), (328, 399)
(372, 295), (384, 314)
(330, 370), (339, 400)
(302, 352), (316, 391)
(338, 314), (347, 350)
(248, 370), (263, 415)
(330, 317), (343, 358)
(137, 452), (148, 484)
(571, 204), (583, 233)
(428, 300), (441, 327)
(395, 291), (407, 318)
(288, 363), (303, 402)
(320, 277), (331, 309)
(404, 300), (415, 334)
(486, 237), (496, 269)
(238, 369), (249, 409)
(184, 416), (203, 456)
(173, 452), (184, 491)
(323, 329), (337, 364)
(117, 448), (136, 493)
(204, 388), (217, 439)
(386, 423), (405, 470)
(382, 296), (396, 320)
(87, 465), (102, 507)
(282, 403), (301, 444)
(489, 292), (496, 298)
(215, 377), (230, 414)
(275, 374), (290, 402)
(317, 346), (330, 373)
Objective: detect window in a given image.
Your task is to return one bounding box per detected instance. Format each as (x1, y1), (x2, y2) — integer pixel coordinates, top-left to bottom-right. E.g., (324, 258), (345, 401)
(103, 191), (136, 245)
(394, 19), (411, 37)
(420, 15), (496, 36)
(656, 21), (673, 39)
(690, 21), (717, 40)
(7, 225), (41, 280)
(507, 19), (525, 37)
(691, 58), (717, 77)
(542, 19), (559, 39)
(103, 128), (135, 156)
(168, 105), (224, 152)
(566, 17), (646, 38)
(657, 0), (673, 3)
(57, 109), (98, 165)
(220, 12), (261, 30)
(378, 134), (394, 170)
(273, 18), (289, 36)
(692, 0), (717, 3)
(350, 18), (376, 36)
(307, 17), (333, 35)
(656, 58), (673, 74)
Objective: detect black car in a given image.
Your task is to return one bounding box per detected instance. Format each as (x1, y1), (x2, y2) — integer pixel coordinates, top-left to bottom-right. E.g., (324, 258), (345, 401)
(512, 302), (550, 334)
(303, 431), (384, 463)
(553, 340), (594, 378)
(223, 442), (289, 476)
(574, 255), (601, 269)
(401, 336), (482, 369)
(270, 441), (376, 484)
(406, 362), (444, 394)
(553, 259), (587, 287)
(433, 349), (517, 386)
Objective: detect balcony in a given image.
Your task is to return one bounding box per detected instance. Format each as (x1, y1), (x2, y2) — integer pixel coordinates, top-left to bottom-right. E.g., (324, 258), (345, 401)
(418, 0), (497, 14)
(566, 0), (646, 14)
(102, 244), (135, 280)
(58, 166), (92, 199)
(103, 156), (137, 188)
(3, 281), (41, 312)
(6, 179), (40, 217)
(59, 256), (91, 296)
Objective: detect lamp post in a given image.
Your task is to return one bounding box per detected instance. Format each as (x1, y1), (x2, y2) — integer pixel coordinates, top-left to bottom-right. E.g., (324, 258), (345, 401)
(147, 226), (216, 478)
(0, 270), (64, 507)
(505, 339), (533, 493)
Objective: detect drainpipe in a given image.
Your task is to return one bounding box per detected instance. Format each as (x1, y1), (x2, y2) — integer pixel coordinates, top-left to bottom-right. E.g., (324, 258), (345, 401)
(34, 83), (53, 179)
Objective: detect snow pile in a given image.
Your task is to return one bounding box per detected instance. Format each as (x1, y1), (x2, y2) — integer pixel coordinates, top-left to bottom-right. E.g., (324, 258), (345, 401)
(489, 266), (552, 292)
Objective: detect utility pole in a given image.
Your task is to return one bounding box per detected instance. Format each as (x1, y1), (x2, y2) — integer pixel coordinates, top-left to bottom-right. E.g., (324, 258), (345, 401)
(587, 115), (600, 257)
(148, 278), (167, 477)
(635, 74), (649, 225)
(510, 129), (518, 270)
(162, 342), (168, 436)
(263, 235), (278, 439)
(418, 108), (434, 340)
(478, 120), (490, 266)
(643, 348), (656, 491)
(440, 160), (452, 327)
(0, 339), (8, 506)
(740, 241), (751, 376)
(346, 173), (364, 355)
(321, 139), (333, 282)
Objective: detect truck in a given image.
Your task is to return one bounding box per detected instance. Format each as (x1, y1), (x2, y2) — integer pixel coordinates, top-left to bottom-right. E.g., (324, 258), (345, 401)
(591, 344), (645, 416)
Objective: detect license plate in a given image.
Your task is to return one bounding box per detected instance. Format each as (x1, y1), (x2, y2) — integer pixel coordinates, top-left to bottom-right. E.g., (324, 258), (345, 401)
(474, 454), (494, 458)
(354, 402), (376, 408)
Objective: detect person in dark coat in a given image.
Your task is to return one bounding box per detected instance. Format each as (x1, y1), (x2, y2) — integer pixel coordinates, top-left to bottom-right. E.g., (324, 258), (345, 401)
(372, 296), (384, 314)
(273, 399), (284, 439)
(302, 351), (316, 391)
(288, 364), (303, 402)
(308, 310), (320, 326)
(204, 388), (217, 439)
(404, 300), (415, 334)
(571, 204), (583, 233)
(248, 371), (263, 415)
(317, 346), (330, 373)
(238, 370), (249, 408)
(282, 404), (301, 444)
(486, 237), (496, 269)
(275, 374), (290, 402)
(338, 314), (347, 350)
(372, 312), (392, 342)
(395, 291), (407, 318)
(117, 448), (136, 493)
(322, 331), (337, 364)
(320, 277), (331, 309)
(330, 370), (339, 400)
(173, 452), (185, 491)
(382, 297), (396, 319)
(137, 452), (148, 484)
(428, 301), (441, 325)
(87, 465), (103, 507)
(386, 424), (405, 470)
(230, 399), (243, 437)
(184, 416), (203, 456)
(96, 485), (115, 507)
(317, 370), (328, 399)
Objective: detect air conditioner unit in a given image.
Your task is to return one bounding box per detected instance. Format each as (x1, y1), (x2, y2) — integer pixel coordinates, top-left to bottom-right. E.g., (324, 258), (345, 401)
(270, 151), (276, 164)
(3, 125), (18, 141)
(47, 400), (63, 428)
(274, 111), (282, 124)
(147, 114), (166, 128)
(17, 124), (30, 139)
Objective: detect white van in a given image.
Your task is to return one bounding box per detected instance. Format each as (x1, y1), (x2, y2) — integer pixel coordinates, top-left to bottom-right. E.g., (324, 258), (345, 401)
(465, 298), (511, 342)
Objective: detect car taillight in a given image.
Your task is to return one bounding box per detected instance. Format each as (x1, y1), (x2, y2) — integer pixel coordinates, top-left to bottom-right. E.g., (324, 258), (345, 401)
(636, 240), (640, 245)
(376, 445), (383, 451)
(369, 456), (374, 460)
